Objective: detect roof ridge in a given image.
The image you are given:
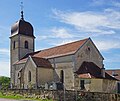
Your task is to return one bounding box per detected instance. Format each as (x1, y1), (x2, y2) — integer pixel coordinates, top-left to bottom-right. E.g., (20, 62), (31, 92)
(40, 38), (89, 52)
(32, 56), (47, 60)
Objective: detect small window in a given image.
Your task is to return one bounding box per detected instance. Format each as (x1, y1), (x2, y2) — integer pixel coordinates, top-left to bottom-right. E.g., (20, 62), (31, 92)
(13, 41), (16, 49)
(18, 72), (21, 79)
(85, 46), (91, 55)
(80, 80), (85, 90)
(88, 47), (90, 51)
(28, 71), (31, 82)
(60, 70), (64, 84)
(25, 41), (28, 49)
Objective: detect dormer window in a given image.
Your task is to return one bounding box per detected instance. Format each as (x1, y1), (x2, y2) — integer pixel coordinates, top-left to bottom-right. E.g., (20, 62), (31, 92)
(25, 41), (28, 49)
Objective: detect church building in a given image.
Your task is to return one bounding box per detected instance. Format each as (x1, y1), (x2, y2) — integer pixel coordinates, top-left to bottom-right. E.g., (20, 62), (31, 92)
(10, 11), (118, 93)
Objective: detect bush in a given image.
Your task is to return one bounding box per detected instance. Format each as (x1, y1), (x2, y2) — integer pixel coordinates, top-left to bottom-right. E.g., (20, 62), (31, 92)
(0, 76), (10, 89)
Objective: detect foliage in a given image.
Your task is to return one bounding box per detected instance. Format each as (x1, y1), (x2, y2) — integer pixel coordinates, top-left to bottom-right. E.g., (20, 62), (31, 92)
(0, 76), (10, 89)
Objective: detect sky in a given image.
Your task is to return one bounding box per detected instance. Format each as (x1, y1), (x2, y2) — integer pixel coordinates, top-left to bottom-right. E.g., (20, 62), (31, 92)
(0, 0), (120, 77)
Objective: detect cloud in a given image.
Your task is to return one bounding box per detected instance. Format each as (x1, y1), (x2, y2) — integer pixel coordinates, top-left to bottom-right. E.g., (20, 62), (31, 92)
(113, 2), (120, 7)
(91, 0), (106, 6)
(0, 61), (10, 77)
(104, 9), (120, 28)
(36, 27), (74, 40)
(52, 9), (120, 35)
(51, 39), (77, 46)
(94, 40), (120, 51)
(51, 27), (73, 38)
(106, 54), (120, 63)
(91, 0), (120, 7)
(51, 8), (120, 51)
(50, 38), (120, 51)
(0, 48), (9, 55)
(37, 8), (120, 52)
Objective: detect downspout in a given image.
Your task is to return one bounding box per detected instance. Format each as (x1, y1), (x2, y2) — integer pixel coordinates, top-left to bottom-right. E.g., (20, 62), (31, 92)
(72, 55), (76, 89)
(53, 58), (56, 82)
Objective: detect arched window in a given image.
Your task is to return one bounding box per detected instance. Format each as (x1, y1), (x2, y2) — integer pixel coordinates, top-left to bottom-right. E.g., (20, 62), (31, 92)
(18, 72), (21, 79)
(60, 70), (64, 84)
(28, 71), (31, 82)
(24, 41), (28, 49)
(13, 41), (16, 49)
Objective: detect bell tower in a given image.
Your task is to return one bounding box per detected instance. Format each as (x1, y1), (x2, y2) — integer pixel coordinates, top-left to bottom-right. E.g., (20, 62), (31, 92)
(10, 7), (35, 87)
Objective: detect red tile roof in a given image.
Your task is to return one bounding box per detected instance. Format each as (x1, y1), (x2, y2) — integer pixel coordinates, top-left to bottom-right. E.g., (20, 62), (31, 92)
(32, 57), (52, 69)
(33, 38), (89, 58)
(14, 58), (27, 65)
(14, 38), (89, 66)
(76, 61), (117, 80)
(106, 69), (120, 81)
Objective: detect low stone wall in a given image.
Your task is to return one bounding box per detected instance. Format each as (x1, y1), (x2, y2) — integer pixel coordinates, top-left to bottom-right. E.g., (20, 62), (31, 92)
(1, 89), (120, 101)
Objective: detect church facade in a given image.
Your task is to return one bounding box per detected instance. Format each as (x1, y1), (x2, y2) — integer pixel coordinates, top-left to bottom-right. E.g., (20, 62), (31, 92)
(10, 12), (117, 93)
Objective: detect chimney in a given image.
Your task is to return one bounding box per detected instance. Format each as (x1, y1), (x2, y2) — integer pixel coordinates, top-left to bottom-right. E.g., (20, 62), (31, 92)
(101, 64), (105, 78)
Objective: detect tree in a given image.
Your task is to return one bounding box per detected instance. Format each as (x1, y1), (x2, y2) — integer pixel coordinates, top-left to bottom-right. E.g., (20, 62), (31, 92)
(0, 76), (10, 89)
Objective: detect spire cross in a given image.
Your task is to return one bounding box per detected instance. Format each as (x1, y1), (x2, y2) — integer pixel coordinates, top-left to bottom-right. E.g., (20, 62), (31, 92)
(20, 2), (24, 20)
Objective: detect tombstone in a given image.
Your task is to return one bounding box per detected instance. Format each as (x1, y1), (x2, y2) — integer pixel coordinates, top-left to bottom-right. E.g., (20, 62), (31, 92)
(45, 83), (48, 90)
(52, 82), (57, 90)
(56, 82), (63, 90)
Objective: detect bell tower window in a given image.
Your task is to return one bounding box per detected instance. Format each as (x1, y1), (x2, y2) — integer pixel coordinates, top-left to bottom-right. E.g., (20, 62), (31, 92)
(25, 41), (28, 49)
(13, 41), (16, 49)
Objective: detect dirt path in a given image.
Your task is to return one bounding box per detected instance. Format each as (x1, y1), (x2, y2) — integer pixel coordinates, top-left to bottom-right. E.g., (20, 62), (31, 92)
(0, 98), (18, 101)
(0, 98), (33, 101)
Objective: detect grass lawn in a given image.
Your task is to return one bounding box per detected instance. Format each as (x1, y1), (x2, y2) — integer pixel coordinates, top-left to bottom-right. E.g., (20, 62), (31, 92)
(0, 92), (53, 101)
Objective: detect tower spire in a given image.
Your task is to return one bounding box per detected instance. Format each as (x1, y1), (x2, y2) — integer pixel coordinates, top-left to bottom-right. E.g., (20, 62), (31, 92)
(20, 2), (24, 20)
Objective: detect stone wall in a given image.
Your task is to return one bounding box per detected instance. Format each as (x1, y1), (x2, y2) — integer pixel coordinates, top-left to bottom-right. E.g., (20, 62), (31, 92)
(2, 89), (120, 101)
(14, 63), (25, 88)
(75, 39), (103, 71)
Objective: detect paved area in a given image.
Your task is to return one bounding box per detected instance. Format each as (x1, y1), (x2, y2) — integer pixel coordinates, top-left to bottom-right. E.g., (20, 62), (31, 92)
(0, 99), (18, 101)
(0, 99), (34, 101)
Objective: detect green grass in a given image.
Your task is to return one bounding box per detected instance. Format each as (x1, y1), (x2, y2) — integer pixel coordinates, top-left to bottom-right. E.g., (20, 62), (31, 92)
(0, 92), (53, 101)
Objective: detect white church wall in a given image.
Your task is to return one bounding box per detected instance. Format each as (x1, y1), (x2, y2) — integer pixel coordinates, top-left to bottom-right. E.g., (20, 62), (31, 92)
(54, 62), (74, 90)
(37, 68), (53, 87)
(24, 59), (36, 89)
(48, 55), (75, 90)
(48, 55), (73, 64)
